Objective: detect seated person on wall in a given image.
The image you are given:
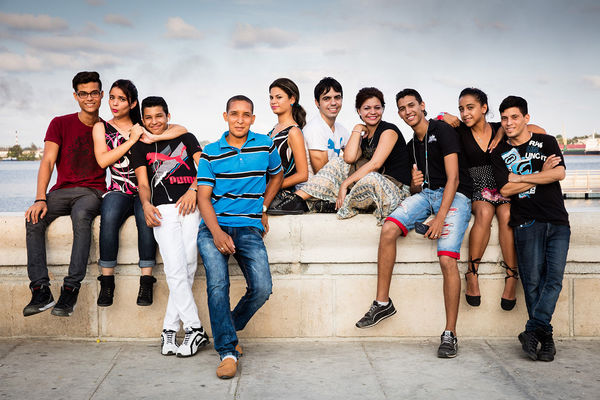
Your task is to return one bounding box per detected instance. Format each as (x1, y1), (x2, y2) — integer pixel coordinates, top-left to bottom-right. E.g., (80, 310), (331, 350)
(196, 95), (283, 379)
(490, 96), (570, 363)
(23, 71), (106, 318)
(268, 87), (411, 224)
(130, 96), (209, 358)
(92, 79), (187, 308)
(266, 78), (310, 209)
(355, 89), (472, 359)
(271, 77), (349, 213)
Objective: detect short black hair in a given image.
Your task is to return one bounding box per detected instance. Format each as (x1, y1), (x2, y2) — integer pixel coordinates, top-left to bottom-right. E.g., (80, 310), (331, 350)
(395, 88), (427, 117)
(459, 87), (489, 116)
(314, 77), (343, 102)
(499, 95), (528, 116)
(226, 95), (254, 113)
(355, 87), (384, 109)
(141, 96), (169, 115)
(72, 71), (101, 91)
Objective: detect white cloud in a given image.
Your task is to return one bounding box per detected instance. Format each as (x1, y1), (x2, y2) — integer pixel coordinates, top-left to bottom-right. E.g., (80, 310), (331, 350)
(79, 22), (105, 36)
(0, 52), (43, 71)
(432, 76), (471, 89)
(104, 14), (133, 28)
(231, 23), (297, 48)
(165, 17), (202, 39)
(24, 35), (139, 54)
(0, 12), (67, 31)
(583, 75), (600, 89)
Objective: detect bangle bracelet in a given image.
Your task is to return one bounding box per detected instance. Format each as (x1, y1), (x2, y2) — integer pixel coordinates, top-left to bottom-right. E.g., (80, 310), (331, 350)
(352, 130), (363, 134)
(34, 199), (47, 203)
(188, 187), (197, 192)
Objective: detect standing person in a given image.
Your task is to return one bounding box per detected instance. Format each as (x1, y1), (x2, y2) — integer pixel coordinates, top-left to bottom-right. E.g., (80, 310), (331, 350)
(269, 87), (411, 224)
(355, 89), (472, 359)
(197, 95), (283, 379)
(92, 79), (186, 307)
(442, 88), (546, 310)
(130, 96), (208, 357)
(491, 96), (569, 362)
(267, 78), (310, 207)
(303, 77), (349, 174)
(23, 71), (106, 318)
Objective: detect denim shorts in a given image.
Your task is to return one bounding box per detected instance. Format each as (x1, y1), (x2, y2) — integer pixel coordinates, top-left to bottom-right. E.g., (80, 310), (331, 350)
(385, 188), (471, 259)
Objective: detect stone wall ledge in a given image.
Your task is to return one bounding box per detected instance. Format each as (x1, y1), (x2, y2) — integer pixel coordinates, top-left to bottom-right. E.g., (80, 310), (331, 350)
(1, 212), (599, 339)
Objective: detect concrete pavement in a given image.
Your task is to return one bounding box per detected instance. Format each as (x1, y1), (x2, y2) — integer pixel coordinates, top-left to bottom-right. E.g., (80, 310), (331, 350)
(1, 338), (599, 399)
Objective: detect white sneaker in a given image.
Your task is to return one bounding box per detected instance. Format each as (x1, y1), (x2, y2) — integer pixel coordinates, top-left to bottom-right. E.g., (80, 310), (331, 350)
(176, 327), (209, 358)
(161, 329), (179, 356)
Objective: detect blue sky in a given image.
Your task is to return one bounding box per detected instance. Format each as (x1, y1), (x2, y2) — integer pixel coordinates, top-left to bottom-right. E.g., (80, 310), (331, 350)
(1, 0), (599, 147)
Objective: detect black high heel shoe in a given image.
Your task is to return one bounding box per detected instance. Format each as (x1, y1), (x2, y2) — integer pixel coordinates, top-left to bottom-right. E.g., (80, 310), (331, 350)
(501, 262), (518, 311)
(465, 258), (481, 306)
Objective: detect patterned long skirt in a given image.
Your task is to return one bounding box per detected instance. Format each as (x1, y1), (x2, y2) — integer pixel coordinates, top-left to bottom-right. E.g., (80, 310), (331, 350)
(300, 157), (410, 225)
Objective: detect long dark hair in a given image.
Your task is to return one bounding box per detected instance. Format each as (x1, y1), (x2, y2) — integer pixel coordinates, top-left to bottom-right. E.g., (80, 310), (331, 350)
(459, 87), (489, 116)
(110, 79), (142, 125)
(269, 77), (306, 128)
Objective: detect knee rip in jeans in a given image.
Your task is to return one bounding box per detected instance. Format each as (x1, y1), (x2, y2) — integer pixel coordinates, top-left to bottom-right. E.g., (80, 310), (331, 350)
(441, 223), (453, 238)
(447, 207), (457, 216)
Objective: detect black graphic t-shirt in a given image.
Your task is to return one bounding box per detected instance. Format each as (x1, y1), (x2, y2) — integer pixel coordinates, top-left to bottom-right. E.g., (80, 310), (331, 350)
(130, 133), (202, 206)
(407, 119), (472, 198)
(491, 133), (569, 227)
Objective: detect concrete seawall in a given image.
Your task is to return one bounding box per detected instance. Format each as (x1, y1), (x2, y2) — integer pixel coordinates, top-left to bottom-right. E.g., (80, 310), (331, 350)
(1, 212), (598, 339)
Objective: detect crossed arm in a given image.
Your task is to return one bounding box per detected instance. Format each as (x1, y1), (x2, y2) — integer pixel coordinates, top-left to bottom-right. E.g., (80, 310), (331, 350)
(499, 155), (565, 197)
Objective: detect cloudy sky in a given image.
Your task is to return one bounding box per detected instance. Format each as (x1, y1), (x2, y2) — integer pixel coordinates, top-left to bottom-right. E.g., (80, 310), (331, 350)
(1, 0), (599, 147)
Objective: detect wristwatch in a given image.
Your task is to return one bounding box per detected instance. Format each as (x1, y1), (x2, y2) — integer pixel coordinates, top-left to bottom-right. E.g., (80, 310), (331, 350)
(262, 204), (268, 213)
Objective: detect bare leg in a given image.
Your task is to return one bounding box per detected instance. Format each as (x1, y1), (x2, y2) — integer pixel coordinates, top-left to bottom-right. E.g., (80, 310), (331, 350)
(141, 267), (153, 276)
(496, 203), (517, 300)
(439, 255), (461, 335)
(296, 189), (311, 201)
(375, 221), (402, 302)
(101, 267), (114, 276)
(466, 201), (495, 297)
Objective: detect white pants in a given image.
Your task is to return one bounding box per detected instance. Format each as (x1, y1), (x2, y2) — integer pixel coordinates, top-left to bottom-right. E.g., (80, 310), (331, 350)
(153, 204), (201, 331)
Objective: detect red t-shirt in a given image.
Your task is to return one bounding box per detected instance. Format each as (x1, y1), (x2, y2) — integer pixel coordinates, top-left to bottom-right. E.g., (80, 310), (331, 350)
(45, 113), (106, 192)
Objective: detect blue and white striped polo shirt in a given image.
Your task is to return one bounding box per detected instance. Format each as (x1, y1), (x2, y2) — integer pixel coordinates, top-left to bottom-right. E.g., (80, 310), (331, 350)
(197, 130), (282, 230)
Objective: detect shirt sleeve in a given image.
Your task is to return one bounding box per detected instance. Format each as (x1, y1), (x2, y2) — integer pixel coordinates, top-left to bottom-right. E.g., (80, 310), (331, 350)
(303, 123), (328, 151)
(129, 142), (146, 170)
(44, 116), (62, 146)
(267, 140), (283, 175)
(338, 125), (351, 149)
(435, 120), (461, 157)
(183, 133), (202, 156)
(490, 146), (510, 190)
(196, 151), (215, 187)
(543, 135), (566, 169)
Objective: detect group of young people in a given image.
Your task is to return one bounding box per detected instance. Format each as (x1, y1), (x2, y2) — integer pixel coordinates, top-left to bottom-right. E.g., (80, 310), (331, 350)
(21, 70), (570, 380)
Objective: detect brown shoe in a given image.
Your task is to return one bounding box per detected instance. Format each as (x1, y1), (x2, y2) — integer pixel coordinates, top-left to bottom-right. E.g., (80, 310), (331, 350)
(235, 344), (243, 357)
(216, 358), (238, 379)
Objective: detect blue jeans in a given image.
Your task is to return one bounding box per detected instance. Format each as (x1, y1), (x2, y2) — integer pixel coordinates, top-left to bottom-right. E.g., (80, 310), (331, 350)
(197, 224), (272, 359)
(514, 221), (570, 332)
(99, 191), (156, 268)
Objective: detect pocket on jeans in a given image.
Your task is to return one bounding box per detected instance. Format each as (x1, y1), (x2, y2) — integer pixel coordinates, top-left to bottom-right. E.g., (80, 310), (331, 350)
(517, 219), (535, 229)
(248, 226), (264, 237)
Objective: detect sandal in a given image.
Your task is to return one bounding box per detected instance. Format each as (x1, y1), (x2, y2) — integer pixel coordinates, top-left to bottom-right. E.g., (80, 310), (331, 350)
(465, 258), (481, 306)
(501, 262), (518, 311)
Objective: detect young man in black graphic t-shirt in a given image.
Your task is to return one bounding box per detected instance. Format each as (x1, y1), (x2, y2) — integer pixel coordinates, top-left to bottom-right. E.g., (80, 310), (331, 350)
(491, 96), (569, 362)
(130, 96), (208, 358)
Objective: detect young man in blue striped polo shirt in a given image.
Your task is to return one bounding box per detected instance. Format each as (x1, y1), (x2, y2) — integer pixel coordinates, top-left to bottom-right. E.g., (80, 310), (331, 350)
(197, 95), (283, 379)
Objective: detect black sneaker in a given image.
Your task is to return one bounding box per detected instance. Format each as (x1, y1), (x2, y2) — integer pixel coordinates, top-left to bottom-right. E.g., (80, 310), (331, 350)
(313, 200), (337, 213)
(267, 193), (308, 215)
(97, 275), (115, 307)
(137, 275), (157, 306)
(437, 330), (458, 358)
(536, 328), (556, 362)
(23, 285), (55, 317)
(355, 299), (397, 328)
(51, 285), (79, 317)
(518, 330), (540, 360)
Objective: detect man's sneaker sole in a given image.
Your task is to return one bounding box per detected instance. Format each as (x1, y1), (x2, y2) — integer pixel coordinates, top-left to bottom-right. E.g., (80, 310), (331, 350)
(355, 308), (397, 329)
(23, 300), (56, 317)
(51, 306), (75, 317)
(437, 349), (458, 358)
(176, 335), (209, 358)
